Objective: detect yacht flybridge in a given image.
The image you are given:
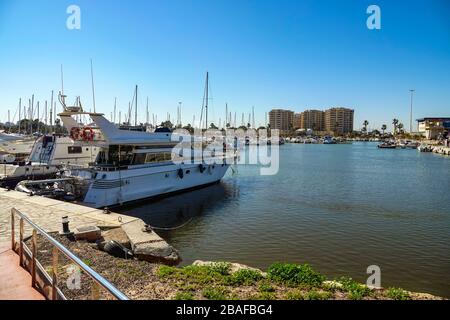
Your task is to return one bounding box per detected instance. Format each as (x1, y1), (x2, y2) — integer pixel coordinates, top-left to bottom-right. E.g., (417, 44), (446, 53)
(16, 108), (234, 208)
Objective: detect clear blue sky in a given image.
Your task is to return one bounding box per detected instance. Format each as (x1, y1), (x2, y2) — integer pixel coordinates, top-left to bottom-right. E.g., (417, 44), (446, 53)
(0, 0), (449, 131)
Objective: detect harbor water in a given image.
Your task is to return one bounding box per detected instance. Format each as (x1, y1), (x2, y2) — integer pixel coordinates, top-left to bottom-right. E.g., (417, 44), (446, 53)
(117, 142), (450, 297)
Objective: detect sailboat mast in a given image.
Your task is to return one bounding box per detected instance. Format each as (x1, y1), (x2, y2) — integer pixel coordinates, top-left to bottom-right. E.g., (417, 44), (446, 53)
(135, 85), (138, 126)
(114, 98), (117, 124)
(225, 103), (228, 128)
(18, 98), (21, 134)
(146, 97), (149, 125)
(90, 59), (96, 113)
(252, 106), (255, 128)
(205, 72), (209, 130)
(30, 94), (34, 134)
(45, 101), (48, 134)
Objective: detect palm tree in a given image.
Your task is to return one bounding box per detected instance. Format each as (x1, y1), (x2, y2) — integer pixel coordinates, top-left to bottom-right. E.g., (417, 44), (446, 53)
(363, 120), (369, 133)
(392, 119), (399, 135)
(381, 124), (387, 135)
(397, 123), (404, 134)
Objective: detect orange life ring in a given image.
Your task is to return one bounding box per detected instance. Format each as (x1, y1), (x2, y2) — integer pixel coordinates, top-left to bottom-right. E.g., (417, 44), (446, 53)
(81, 127), (95, 141)
(70, 127), (80, 140)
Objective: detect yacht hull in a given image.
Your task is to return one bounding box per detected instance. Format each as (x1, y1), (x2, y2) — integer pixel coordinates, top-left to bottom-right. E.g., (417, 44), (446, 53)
(82, 162), (231, 208)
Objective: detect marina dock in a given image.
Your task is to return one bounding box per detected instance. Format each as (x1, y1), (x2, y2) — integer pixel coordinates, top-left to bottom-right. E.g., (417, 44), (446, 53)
(0, 188), (180, 264)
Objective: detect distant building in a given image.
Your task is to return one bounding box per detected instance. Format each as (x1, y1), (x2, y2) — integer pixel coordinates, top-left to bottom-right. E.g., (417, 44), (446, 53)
(300, 110), (325, 131)
(417, 117), (450, 139)
(324, 107), (354, 134)
(269, 109), (294, 132)
(293, 113), (302, 129)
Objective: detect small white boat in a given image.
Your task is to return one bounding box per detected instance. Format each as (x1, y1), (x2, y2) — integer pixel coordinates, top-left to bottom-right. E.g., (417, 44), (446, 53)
(1, 135), (99, 188)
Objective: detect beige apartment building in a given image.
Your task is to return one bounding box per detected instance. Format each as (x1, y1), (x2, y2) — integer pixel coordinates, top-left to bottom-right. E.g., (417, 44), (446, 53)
(293, 113), (302, 129)
(324, 107), (354, 134)
(299, 110), (325, 131)
(269, 109), (294, 132)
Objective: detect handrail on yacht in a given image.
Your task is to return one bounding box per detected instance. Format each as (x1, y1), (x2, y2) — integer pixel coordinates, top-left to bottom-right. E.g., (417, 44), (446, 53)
(10, 207), (129, 300)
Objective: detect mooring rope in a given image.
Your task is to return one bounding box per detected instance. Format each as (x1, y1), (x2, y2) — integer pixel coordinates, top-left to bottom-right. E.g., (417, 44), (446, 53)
(148, 217), (194, 231)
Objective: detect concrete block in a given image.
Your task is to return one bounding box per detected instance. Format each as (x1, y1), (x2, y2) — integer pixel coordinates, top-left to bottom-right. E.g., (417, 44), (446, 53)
(74, 225), (101, 242)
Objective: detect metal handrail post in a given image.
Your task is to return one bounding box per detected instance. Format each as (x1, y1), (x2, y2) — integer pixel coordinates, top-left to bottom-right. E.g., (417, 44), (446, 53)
(10, 211), (14, 251)
(31, 229), (37, 287)
(52, 246), (58, 300)
(19, 218), (24, 266)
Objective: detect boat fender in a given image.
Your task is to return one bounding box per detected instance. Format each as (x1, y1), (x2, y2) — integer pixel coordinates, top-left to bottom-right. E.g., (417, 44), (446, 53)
(177, 168), (184, 179)
(199, 164), (206, 173)
(103, 240), (134, 259)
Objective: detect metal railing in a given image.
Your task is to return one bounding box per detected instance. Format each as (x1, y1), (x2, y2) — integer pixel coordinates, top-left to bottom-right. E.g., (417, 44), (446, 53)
(10, 207), (129, 300)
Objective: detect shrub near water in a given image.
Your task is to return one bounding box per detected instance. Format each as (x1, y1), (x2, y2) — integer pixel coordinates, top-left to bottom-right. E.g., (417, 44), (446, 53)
(267, 263), (326, 287)
(228, 269), (263, 285)
(337, 277), (372, 300)
(386, 287), (410, 300)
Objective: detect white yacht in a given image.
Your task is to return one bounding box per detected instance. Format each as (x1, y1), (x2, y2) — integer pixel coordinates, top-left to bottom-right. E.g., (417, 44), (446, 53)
(0, 131), (30, 141)
(0, 134), (99, 188)
(0, 136), (35, 160)
(41, 110), (233, 208)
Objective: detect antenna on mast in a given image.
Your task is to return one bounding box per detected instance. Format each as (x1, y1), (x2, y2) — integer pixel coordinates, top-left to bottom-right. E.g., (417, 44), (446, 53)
(205, 72), (209, 130)
(252, 106), (255, 129)
(90, 59), (96, 113)
(18, 98), (22, 134)
(135, 85), (138, 126)
(114, 97), (117, 124)
(60, 65), (64, 95)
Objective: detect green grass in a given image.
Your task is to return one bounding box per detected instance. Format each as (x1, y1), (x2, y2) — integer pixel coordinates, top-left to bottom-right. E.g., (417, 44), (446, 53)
(386, 287), (410, 300)
(303, 290), (332, 300)
(157, 265), (178, 277)
(227, 269), (263, 286)
(267, 263), (326, 287)
(259, 282), (275, 293)
(286, 289), (332, 300)
(337, 277), (372, 300)
(82, 258), (93, 266)
(175, 291), (195, 300)
(255, 291), (276, 300)
(202, 286), (229, 300)
(157, 262), (414, 301)
(157, 265), (225, 284)
(158, 263), (263, 287)
(208, 262), (231, 276)
(285, 290), (304, 300)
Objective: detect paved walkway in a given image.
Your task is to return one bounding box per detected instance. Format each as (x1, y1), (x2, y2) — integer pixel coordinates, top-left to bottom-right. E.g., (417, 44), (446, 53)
(0, 242), (45, 300)
(0, 188), (138, 242)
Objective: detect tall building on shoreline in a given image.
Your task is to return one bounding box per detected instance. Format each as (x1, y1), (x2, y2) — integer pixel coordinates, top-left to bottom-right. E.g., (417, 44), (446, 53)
(299, 110), (325, 131)
(325, 107), (354, 134)
(293, 113), (302, 129)
(269, 109), (294, 132)
(269, 107), (354, 134)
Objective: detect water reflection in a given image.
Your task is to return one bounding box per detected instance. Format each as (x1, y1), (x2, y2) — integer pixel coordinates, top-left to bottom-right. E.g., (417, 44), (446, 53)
(120, 182), (236, 232)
